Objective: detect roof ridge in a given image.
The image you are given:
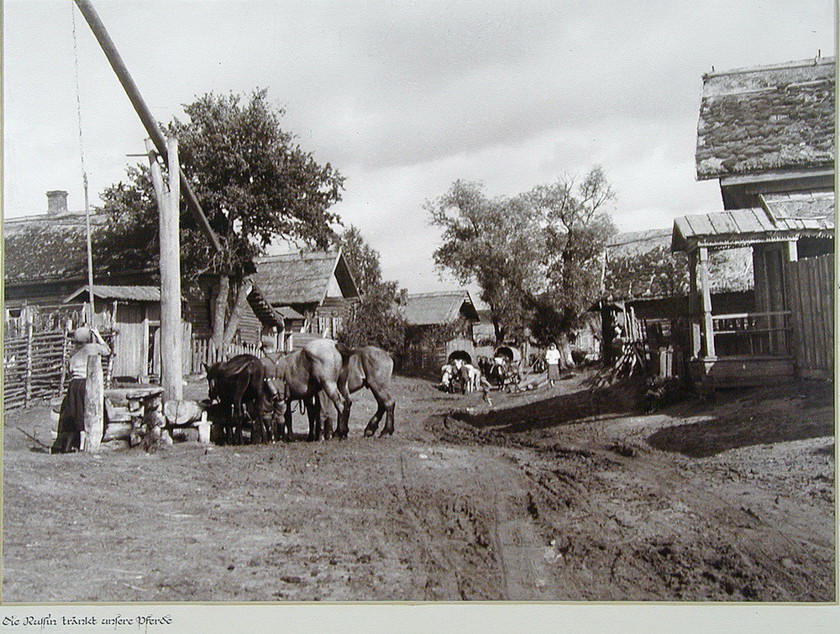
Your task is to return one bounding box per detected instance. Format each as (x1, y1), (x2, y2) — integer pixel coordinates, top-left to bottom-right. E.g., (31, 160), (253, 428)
(406, 290), (468, 298)
(255, 250), (337, 262)
(703, 56), (835, 79)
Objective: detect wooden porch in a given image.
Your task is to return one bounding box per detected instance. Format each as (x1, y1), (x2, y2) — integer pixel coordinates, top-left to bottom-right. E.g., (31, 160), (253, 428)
(684, 242), (833, 390)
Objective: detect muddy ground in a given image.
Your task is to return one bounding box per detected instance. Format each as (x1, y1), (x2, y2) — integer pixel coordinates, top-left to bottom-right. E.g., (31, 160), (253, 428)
(2, 370), (835, 602)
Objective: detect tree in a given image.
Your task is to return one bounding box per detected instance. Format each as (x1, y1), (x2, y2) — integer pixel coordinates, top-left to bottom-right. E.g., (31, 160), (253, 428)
(427, 169), (617, 345)
(529, 167), (617, 342)
(336, 225), (382, 295)
(335, 226), (407, 352)
(95, 89), (344, 354)
(426, 181), (542, 344)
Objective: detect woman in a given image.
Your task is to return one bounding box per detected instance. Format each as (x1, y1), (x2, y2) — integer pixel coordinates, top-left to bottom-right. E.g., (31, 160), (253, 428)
(544, 342), (562, 387)
(51, 326), (111, 454)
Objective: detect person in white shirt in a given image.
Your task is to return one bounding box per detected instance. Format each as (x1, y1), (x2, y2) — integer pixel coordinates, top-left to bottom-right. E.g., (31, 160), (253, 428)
(544, 342), (562, 386)
(51, 326), (111, 454)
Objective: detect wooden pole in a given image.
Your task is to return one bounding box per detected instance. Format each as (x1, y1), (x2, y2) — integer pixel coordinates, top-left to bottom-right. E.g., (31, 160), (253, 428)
(698, 247), (716, 358)
(161, 137), (184, 401)
(83, 353), (104, 453)
(72, 0), (221, 253)
(688, 249), (702, 358)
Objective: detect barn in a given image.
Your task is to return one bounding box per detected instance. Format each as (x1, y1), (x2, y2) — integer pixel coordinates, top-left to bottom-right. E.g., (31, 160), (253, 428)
(251, 250), (360, 349)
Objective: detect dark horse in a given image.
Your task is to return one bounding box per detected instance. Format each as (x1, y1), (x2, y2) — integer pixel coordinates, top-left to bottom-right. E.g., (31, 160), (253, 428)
(205, 354), (267, 444)
(335, 344), (396, 438)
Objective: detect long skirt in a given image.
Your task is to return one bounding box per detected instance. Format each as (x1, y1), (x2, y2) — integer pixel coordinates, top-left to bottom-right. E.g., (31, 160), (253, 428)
(547, 363), (561, 381)
(51, 378), (86, 454)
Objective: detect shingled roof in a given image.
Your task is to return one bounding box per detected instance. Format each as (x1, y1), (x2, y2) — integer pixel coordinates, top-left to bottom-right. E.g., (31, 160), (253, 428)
(696, 57), (835, 180)
(252, 250), (359, 307)
(606, 229), (753, 300)
(401, 290), (479, 326)
(672, 191), (835, 252)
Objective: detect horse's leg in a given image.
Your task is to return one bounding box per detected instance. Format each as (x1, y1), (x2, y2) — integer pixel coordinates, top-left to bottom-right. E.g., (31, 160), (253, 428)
(366, 386), (396, 437)
(323, 381), (348, 439)
(363, 396), (386, 437)
(283, 401), (293, 442)
(305, 395), (320, 441)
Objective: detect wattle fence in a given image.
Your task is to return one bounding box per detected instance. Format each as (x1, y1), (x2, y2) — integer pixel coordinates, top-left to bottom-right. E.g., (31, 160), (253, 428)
(3, 326), (258, 412)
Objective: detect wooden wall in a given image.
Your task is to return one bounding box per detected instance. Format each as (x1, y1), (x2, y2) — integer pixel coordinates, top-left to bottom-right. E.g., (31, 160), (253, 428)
(786, 253), (834, 380)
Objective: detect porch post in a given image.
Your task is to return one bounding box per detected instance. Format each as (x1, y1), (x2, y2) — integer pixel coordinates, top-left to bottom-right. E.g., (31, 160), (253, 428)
(688, 249), (702, 358)
(698, 247), (716, 358)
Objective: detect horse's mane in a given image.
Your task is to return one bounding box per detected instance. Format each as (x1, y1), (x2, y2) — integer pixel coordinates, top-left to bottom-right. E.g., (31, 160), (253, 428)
(212, 354), (260, 378)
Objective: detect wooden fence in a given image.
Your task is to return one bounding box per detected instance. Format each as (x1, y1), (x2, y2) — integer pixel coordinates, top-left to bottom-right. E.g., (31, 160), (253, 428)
(2, 328), (260, 412)
(3, 327), (116, 411)
(786, 253), (834, 380)
(186, 337), (261, 375)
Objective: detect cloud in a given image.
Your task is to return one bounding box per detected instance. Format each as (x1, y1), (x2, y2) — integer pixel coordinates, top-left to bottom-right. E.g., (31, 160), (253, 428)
(4, 0), (835, 297)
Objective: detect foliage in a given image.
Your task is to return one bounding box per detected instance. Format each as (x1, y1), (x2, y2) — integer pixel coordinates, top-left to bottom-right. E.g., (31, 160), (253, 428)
(427, 167), (617, 345)
(426, 180), (542, 344)
(335, 226), (407, 352)
(337, 281), (407, 352)
(94, 89), (344, 352)
(336, 225), (383, 295)
(529, 166), (617, 342)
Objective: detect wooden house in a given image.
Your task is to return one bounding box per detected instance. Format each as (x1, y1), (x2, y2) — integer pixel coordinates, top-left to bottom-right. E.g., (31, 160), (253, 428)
(251, 250), (360, 348)
(601, 228), (754, 369)
(3, 191), (278, 379)
(399, 290), (480, 374)
(672, 57), (835, 389)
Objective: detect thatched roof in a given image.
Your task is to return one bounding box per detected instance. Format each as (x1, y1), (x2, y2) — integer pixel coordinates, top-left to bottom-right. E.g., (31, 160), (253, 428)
(4, 214), (107, 284)
(696, 57), (835, 180)
(401, 290), (479, 326)
(253, 250), (359, 307)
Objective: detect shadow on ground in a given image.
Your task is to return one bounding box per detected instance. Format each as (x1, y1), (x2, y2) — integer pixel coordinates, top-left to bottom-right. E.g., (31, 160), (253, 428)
(455, 377), (643, 434)
(648, 381), (835, 458)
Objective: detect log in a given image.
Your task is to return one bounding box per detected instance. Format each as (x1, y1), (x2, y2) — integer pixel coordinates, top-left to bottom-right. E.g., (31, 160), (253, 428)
(84, 354), (105, 453)
(103, 422), (134, 442)
(163, 399), (205, 426)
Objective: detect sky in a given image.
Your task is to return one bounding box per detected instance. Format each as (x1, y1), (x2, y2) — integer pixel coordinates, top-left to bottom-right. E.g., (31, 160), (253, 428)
(3, 0), (836, 297)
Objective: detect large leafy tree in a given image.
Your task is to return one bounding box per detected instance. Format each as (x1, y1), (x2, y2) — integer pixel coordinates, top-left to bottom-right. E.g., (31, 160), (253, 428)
(426, 180), (542, 344)
(428, 168), (617, 345)
(95, 89), (344, 353)
(335, 226), (406, 352)
(529, 167), (617, 341)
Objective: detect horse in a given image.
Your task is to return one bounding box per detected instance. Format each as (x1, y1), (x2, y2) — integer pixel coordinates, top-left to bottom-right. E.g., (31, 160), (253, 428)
(204, 354), (267, 445)
(335, 344), (396, 438)
(274, 338), (346, 442)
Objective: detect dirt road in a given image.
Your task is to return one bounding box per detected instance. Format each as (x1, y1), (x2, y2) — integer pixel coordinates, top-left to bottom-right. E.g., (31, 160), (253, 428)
(2, 372), (834, 602)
